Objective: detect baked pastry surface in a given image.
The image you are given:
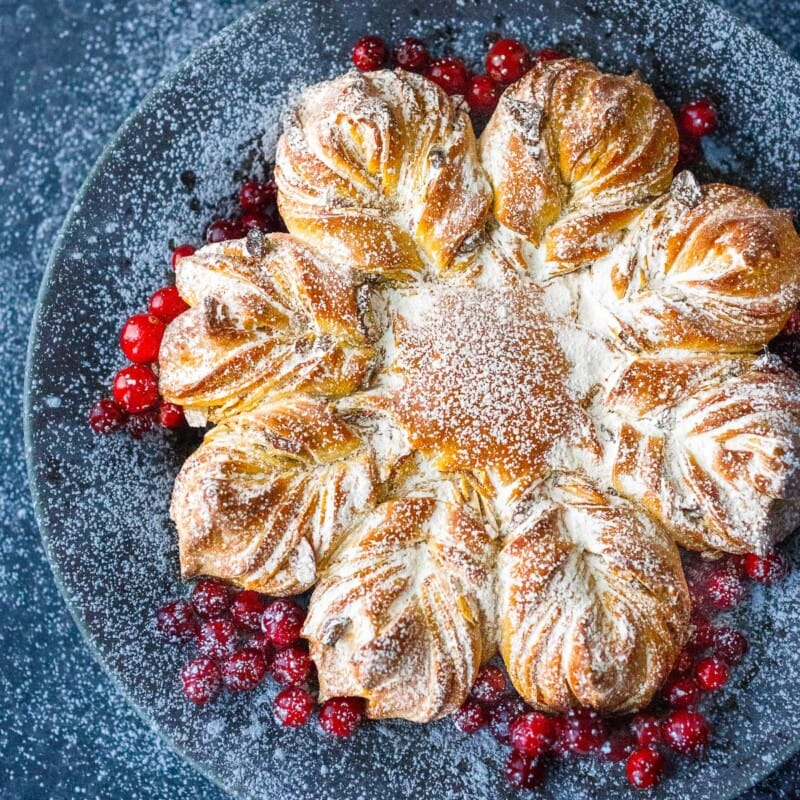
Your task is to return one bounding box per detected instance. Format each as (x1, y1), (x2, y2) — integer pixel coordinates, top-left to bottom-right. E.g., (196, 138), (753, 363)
(160, 58), (800, 720)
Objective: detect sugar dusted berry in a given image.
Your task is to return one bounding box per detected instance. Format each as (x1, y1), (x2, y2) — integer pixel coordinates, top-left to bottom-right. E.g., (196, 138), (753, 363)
(112, 365), (159, 414)
(466, 75), (501, 116)
(509, 711), (557, 757)
(534, 47), (567, 62)
(470, 664), (507, 705)
(695, 656), (730, 691)
(196, 618), (238, 661)
(744, 551), (789, 584)
(488, 696), (526, 744)
(273, 686), (315, 727)
(149, 285), (189, 324)
(319, 697), (365, 737)
(191, 578), (233, 619)
(220, 648), (267, 691)
(261, 598), (306, 647)
(89, 398), (127, 434)
(714, 627), (748, 665)
(230, 590), (269, 630)
(601, 728), (638, 762)
(705, 569), (745, 610)
(119, 313), (165, 364)
(630, 713), (662, 747)
(159, 402), (186, 430)
(171, 243), (195, 269)
(270, 645), (312, 686)
(626, 747), (666, 790)
(424, 57), (471, 96)
(662, 673), (700, 708)
(453, 698), (488, 734)
(240, 180), (277, 210)
(504, 750), (545, 791)
(679, 99), (718, 138)
(206, 218), (245, 244)
(662, 709), (710, 757)
(155, 599), (197, 642)
(393, 37), (429, 72)
(351, 35), (387, 72)
(181, 657), (221, 705)
(486, 37), (532, 85)
(561, 708), (609, 755)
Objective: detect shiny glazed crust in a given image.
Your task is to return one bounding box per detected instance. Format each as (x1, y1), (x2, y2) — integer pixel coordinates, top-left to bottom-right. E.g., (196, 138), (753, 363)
(159, 60), (800, 720)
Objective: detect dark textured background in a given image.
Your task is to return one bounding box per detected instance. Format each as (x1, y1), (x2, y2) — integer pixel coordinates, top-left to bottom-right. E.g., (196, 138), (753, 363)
(3, 2), (800, 798)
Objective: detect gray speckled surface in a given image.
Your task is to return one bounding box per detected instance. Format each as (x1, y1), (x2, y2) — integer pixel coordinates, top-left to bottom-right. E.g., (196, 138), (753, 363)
(4, 2), (800, 798)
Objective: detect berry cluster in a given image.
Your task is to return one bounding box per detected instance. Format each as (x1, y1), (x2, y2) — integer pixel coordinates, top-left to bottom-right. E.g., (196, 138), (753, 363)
(157, 579), (365, 736)
(88, 177), (286, 439)
(351, 34), (566, 120)
(449, 549), (789, 791)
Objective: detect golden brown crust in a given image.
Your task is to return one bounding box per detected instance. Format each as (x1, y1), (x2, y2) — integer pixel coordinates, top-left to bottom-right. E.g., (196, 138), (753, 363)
(498, 478), (690, 714)
(612, 361), (800, 554)
(304, 496), (498, 722)
(276, 69), (491, 279)
(158, 235), (374, 423)
(171, 397), (377, 594)
(480, 58), (678, 274)
(598, 183), (800, 352)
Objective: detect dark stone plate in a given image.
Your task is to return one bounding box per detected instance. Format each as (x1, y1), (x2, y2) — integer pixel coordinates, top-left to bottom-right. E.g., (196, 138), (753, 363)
(24, 1), (800, 798)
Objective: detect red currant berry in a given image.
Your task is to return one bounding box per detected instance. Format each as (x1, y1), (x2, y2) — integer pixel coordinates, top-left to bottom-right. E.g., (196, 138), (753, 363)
(112, 365), (159, 414)
(239, 210), (273, 232)
(239, 180), (277, 210)
(509, 711), (557, 757)
(679, 99), (718, 138)
(220, 648), (267, 691)
(452, 698), (489, 734)
(486, 38), (532, 85)
(180, 657), (221, 705)
(273, 686), (315, 727)
(561, 708), (609, 755)
(714, 627), (748, 665)
(689, 612), (716, 650)
(662, 709), (710, 757)
(601, 728), (638, 762)
(504, 750), (545, 791)
(89, 398), (127, 434)
(196, 619), (238, 661)
(424, 57), (471, 96)
(171, 243), (195, 269)
(159, 402), (186, 430)
(351, 35), (387, 71)
(695, 656), (730, 691)
(149, 286), (189, 324)
(318, 697), (365, 737)
(191, 578), (233, 619)
(705, 570), (746, 610)
(470, 664), (507, 705)
(782, 308), (800, 337)
(534, 47), (567, 62)
(673, 648), (695, 673)
(630, 713), (662, 747)
(393, 37), (429, 72)
(466, 75), (501, 116)
(270, 646), (312, 686)
(206, 218), (245, 244)
(744, 551), (789, 584)
(261, 599), (306, 647)
(127, 408), (157, 439)
(155, 599), (197, 642)
(626, 747), (666, 789)
(488, 696), (527, 744)
(119, 313), (165, 364)
(662, 674), (700, 708)
(246, 630), (275, 660)
(230, 590), (269, 630)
